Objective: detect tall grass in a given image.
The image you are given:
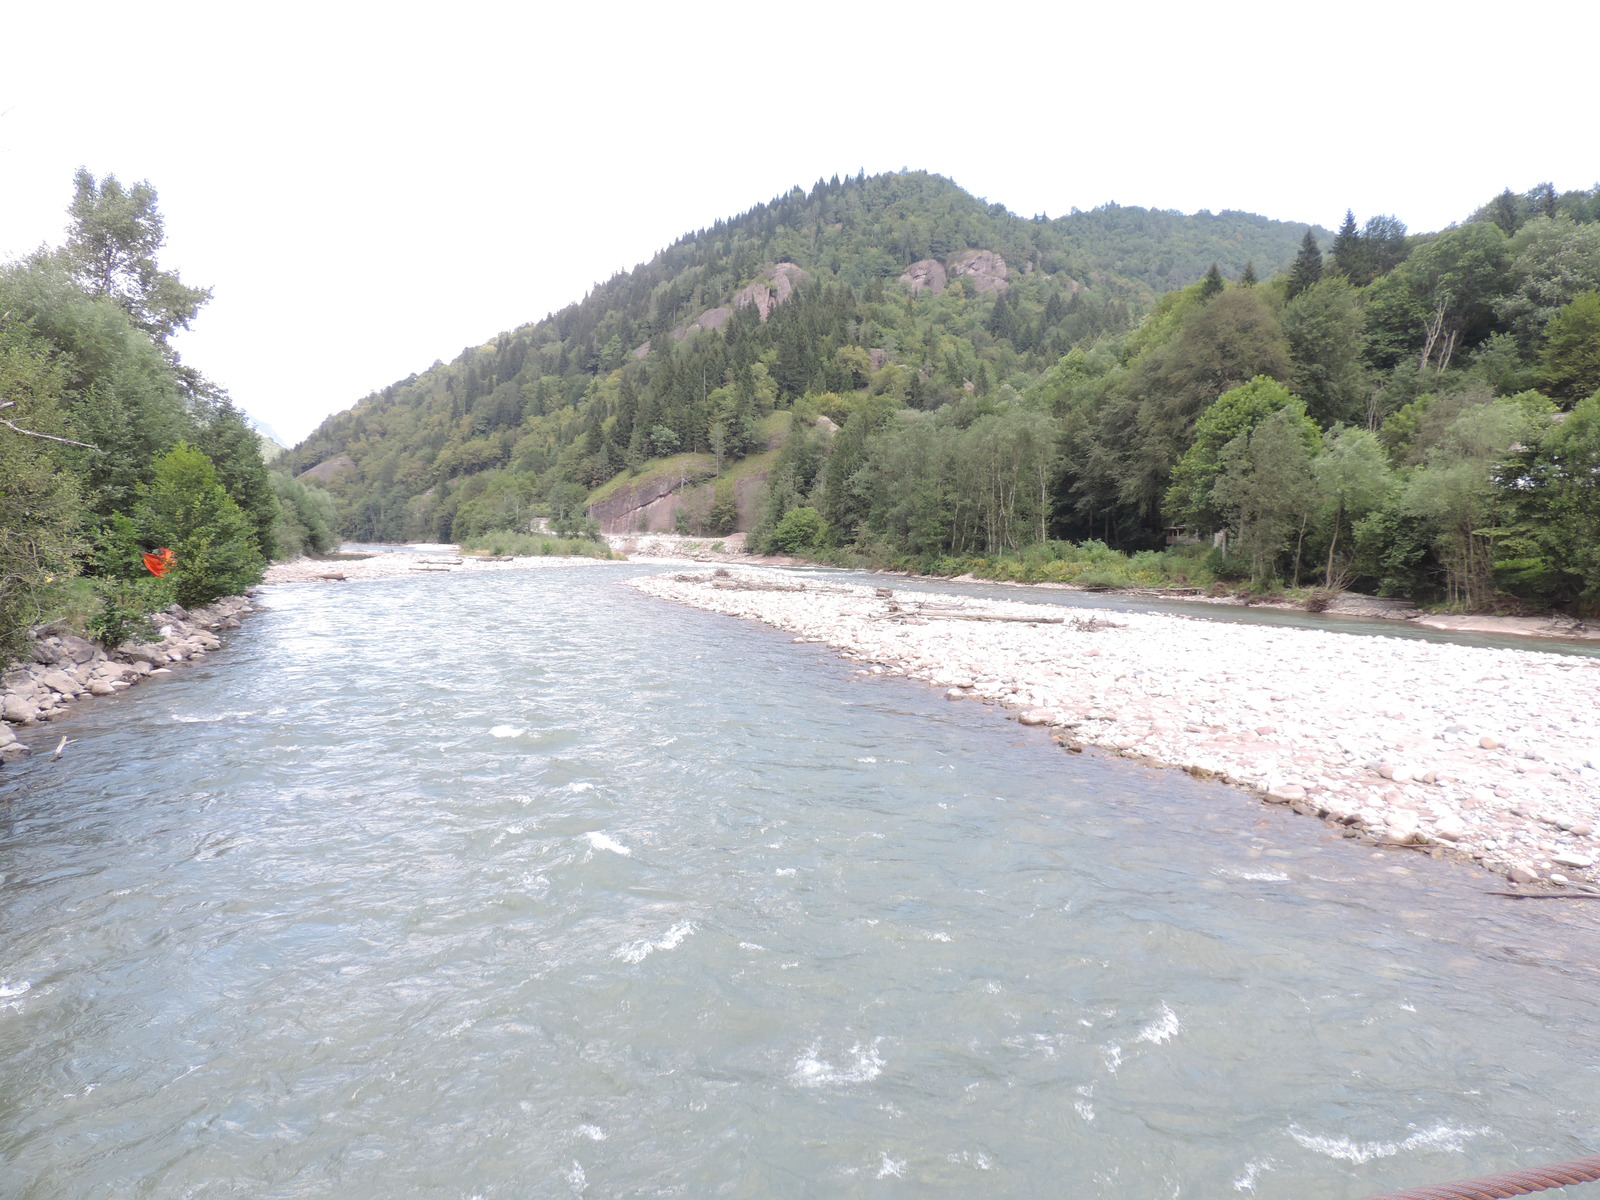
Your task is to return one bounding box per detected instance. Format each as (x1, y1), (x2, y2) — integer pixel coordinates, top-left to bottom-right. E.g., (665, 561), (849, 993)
(461, 531), (620, 559)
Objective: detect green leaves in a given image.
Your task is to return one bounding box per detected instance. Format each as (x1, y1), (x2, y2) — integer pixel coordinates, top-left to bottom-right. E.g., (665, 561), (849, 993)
(62, 168), (211, 342)
(134, 443), (264, 607)
(1540, 291), (1600, 402)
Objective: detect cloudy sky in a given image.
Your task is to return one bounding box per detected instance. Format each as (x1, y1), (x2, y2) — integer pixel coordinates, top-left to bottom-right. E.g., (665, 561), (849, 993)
(3, 1), (1593, 445)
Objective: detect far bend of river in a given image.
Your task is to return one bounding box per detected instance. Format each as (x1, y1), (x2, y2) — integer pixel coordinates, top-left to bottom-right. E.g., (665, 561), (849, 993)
(4, 565), (1600, 1199)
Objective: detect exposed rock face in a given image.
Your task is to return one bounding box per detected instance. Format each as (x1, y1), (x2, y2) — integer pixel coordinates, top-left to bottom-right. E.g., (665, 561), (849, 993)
(899, 259), (947, 295)
(734, 263), (807, 321)
(589, 472), (701, 534)
(299, 455), (356, 483)
(670, 306), (733, 341)
(947, 249), (1009, 294)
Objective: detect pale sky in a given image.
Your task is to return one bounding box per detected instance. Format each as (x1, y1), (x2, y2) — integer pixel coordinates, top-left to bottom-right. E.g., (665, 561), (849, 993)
(3, 1), (1594, 446)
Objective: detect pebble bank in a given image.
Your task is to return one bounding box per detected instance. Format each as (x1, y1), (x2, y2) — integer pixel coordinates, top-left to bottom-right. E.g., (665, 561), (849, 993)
(634, 567), (1600, 888)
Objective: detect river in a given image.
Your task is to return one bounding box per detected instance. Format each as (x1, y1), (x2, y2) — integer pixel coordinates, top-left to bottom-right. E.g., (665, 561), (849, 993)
(3, 565), (1598, 1198)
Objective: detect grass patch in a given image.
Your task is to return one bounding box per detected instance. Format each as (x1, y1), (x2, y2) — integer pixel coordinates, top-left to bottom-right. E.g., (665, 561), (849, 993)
(461, 531), (620, 559)
(586, 453), (717, 505)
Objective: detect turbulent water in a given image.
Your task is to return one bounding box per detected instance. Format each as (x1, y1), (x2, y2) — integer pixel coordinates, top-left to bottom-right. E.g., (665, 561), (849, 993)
(3, 565), (1599, 1199)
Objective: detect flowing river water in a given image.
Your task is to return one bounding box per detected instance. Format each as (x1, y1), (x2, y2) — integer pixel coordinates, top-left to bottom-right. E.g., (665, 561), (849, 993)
(3, 565), (1599, 1199)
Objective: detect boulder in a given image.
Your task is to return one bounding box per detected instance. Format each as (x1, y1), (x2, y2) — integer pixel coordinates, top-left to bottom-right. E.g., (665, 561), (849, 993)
(121, 644), (168, 667)
(57, 634), (101, 664)
(2, 695), (39, 724)
(37, 670), (81, 697)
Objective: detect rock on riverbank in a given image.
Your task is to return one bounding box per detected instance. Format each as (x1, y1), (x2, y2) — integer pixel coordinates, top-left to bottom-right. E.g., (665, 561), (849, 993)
(633, 568), (1600, 887)
(0, 596), (253, 765)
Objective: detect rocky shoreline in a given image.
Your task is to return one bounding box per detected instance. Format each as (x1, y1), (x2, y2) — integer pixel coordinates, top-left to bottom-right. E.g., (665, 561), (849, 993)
(1, 595), (255, 767)
(633, 567), (1600, 889)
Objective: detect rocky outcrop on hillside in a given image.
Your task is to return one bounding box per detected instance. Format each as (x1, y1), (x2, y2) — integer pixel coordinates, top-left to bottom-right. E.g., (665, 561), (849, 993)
(734, 262), (807, 320)
(1, 596), (254, 765)
(948, 249), (1010, 294)
(588, 468), (710, 534)
(899, 251), (1010, 295)
(298, 455), (355, 483)
(899, 259), (948, 295)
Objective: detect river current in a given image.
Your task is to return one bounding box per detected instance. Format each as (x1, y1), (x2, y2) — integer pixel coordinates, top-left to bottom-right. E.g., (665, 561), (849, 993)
(3, 565), (1598, 1199)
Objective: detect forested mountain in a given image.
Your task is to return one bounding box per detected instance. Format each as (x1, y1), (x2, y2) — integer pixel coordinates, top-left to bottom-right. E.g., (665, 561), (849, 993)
(286, 170), (1600, 613)
(283, 172), (1324, 540)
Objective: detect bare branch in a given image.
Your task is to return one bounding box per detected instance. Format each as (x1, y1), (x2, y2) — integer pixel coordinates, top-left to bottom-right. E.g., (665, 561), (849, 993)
(0, 400), (100, 449)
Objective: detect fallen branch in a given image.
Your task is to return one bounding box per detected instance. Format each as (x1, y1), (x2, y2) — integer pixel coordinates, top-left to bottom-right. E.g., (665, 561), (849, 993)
(0, 400), (100, 449)
(1487, 891), (1600, 900)
(712, 580), (807, 592)
(50, 736), (71, 761)
(911, 610), (1064, 624)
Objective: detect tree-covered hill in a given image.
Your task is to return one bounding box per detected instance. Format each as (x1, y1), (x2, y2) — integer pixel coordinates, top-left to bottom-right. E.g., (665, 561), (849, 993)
(283, 170), (1600, 614)
(282, 171), (1325, 541)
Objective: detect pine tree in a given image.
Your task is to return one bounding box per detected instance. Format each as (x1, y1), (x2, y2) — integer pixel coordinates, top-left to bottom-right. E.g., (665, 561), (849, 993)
(1329, 210), (1370, 283)
(1286, 231), (1323, 300)
(1199, 262), (1225, 301)
(1240, 261), (1258, 287)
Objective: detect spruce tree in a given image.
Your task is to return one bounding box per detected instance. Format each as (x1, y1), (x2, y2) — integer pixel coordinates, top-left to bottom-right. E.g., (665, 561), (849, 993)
(1286, 231), (1323, 300)
(1329, 210), (1370, 283)
(1240, 261), (1258, 287)
(1199, 262), (1225, 301)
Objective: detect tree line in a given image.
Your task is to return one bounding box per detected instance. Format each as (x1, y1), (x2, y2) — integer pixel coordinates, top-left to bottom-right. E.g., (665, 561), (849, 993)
(1, 170), (335, 658)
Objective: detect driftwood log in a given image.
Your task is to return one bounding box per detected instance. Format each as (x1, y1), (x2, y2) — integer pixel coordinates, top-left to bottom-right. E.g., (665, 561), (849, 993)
(909, 609), (1064, 624)
(711, 580), (807, 593)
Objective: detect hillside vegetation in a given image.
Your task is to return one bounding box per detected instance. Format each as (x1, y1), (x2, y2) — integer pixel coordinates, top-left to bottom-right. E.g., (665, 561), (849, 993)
(286, 172), (1600, 613)
(283, 172), (1323, 540)
(1, 171), (338, 657)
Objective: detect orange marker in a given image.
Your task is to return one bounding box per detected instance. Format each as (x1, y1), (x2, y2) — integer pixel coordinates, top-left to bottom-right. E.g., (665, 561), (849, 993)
(142, 548), (176, 577)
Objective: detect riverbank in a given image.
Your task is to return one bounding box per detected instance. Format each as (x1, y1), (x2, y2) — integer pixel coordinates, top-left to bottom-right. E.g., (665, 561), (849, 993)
(1, 595), (254, 766)
(633, 567), (1600, 888)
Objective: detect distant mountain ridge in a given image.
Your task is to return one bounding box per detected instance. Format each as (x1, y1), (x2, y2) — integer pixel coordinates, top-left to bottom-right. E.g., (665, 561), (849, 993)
(282, 171), (1329, 541)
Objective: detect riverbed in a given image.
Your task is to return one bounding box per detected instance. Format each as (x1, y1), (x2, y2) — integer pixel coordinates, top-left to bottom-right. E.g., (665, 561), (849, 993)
(3, 565), (1599, 1198)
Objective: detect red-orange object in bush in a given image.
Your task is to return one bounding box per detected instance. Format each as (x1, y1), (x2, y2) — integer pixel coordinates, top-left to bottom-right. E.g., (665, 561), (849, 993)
(142, 548), (176, 577)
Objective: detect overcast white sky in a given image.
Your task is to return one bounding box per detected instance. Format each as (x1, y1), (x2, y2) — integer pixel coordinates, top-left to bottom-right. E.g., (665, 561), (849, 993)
(3, 1), (1594, 445)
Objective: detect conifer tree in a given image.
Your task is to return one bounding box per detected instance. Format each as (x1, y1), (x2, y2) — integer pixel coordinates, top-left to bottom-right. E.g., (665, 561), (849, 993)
(1241, 261), (1258, 287)
(1329, 210), (1370, 282)
(1199, 262), (1225, 301)
(1286, 231), (1323, 300)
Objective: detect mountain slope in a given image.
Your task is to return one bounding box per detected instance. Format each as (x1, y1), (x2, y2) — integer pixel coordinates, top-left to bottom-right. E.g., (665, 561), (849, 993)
(282, 171), (1325, 541)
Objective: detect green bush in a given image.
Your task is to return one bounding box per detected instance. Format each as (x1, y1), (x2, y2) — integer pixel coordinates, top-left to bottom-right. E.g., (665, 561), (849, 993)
(135, 443), (266, 607)
(87, 576), (174, 648)
(771, 506), (827, 553)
